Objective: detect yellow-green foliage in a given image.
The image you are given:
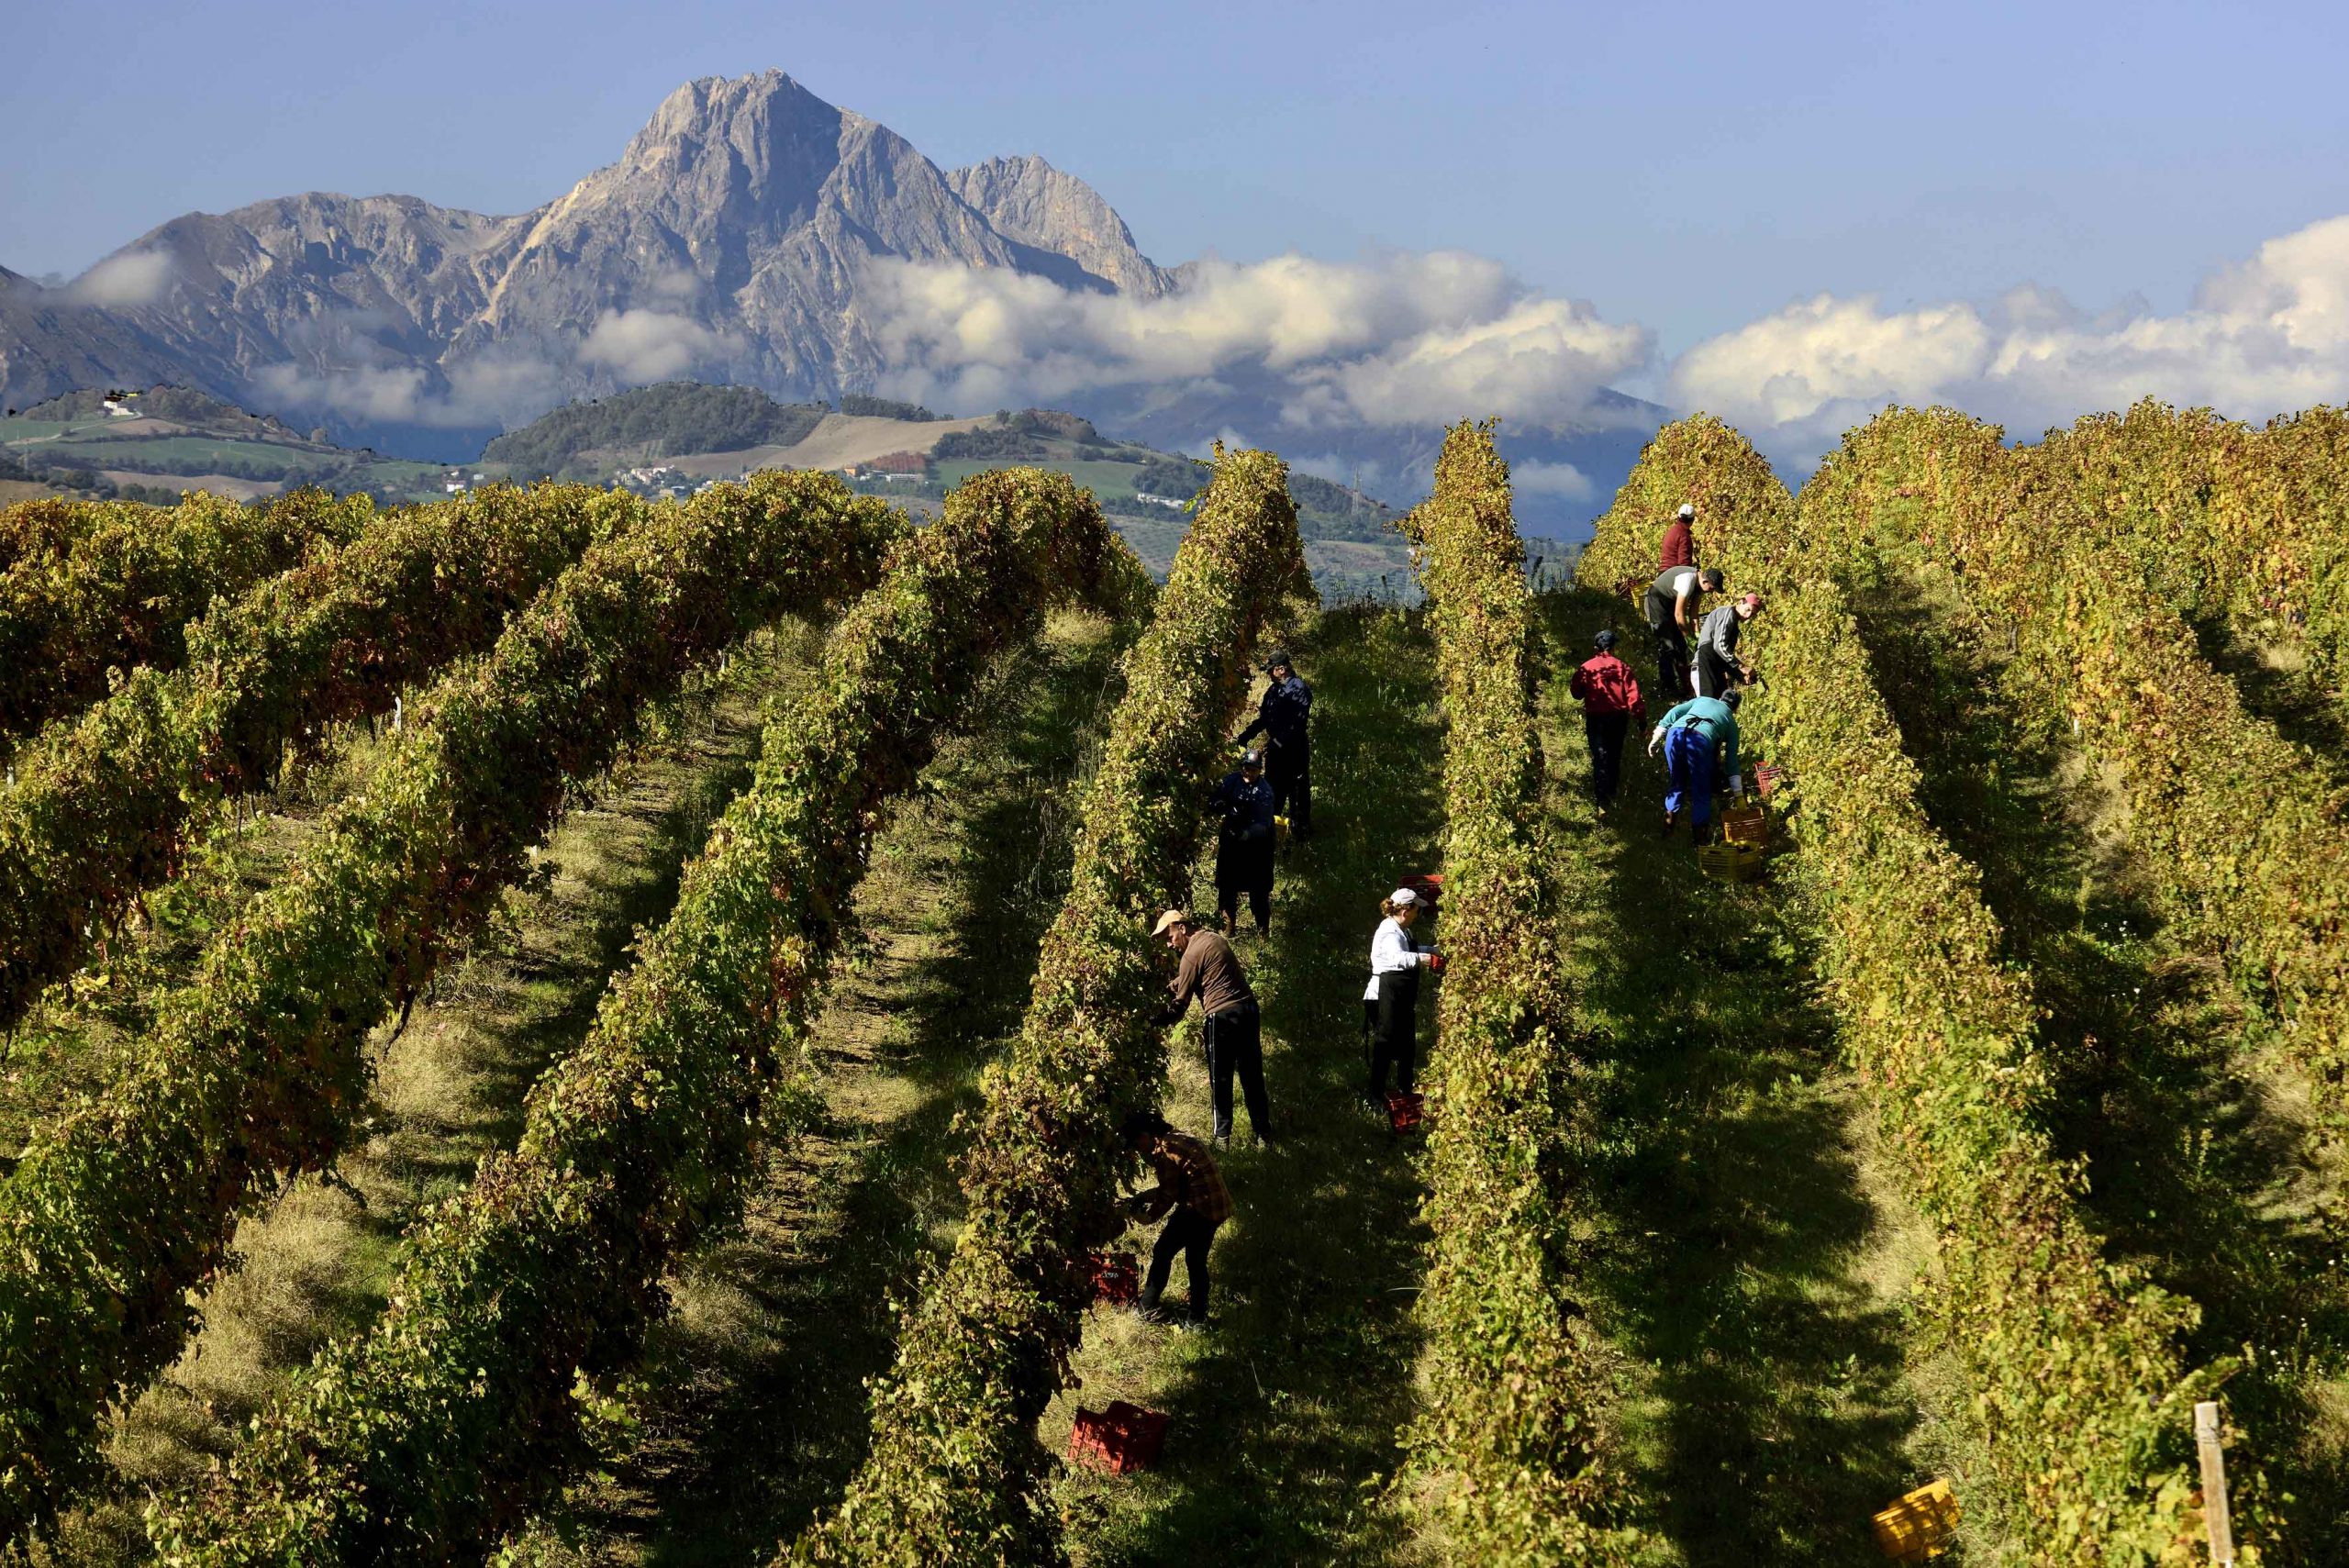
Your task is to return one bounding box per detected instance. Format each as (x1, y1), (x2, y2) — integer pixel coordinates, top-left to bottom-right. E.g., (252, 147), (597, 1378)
(1402, 420), (1655, 1562)
(785, 449), (1308, 1565)
(1587, 416), (2218, 1563)
(148, 470), (1148, 1563)
(0, 483), (635, 1030)
(1808, 406), (2349, 1133)
(1576, 413), (1797, 602)
(0, 473), (899, 1538)
(0, 488), (371, 741)
(2235, 406), (2349, 695)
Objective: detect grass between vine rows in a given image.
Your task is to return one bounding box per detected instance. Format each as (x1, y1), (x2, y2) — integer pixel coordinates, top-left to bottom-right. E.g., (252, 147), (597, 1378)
(1528, 586), (1958, 1565)
(1843, 544), (2349, 1562)
(489, 608), (1127, 1564)
(6, 628), (818, 1565)
(1047, 604), (1442, 1565)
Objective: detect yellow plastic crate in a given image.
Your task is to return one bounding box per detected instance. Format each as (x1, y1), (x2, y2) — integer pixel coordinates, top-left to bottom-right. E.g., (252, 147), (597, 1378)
(1697, 839), (1765, 883)
(1872, 1478), (1959, 1562)
(1720, 801), (1768, 845)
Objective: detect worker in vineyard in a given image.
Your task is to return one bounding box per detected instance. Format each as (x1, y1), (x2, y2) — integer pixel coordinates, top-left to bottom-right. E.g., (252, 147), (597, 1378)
(1120, 1107), (1231, 1329)
(1568, 628), (1646, 813)
(1659, 501), (1698, 569)
(1693, 591), (1765, 698)
(1236, 650), (1312, 842)
(1363, 887), (1440, 1109)
(1209, 749), (1278, 935)
(1153, 909), (1274, 1147)
(1648, 688), (1743, 841)
(1643, 565), (1723, 704)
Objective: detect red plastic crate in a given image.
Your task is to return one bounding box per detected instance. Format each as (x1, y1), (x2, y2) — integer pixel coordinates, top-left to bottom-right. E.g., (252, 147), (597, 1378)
(1753, 762), (1790, 799)
(1070, 1400), (1169, 1473)
(1400, 872), (1443, 906)
(1085, 1251), (1140, 1306)
(1386, 1091), (1426, 1133)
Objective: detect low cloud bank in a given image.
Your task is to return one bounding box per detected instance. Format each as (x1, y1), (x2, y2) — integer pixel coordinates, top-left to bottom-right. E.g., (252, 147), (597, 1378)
(862, 250), (1653, 433)
(1669, 213), (2349, 465)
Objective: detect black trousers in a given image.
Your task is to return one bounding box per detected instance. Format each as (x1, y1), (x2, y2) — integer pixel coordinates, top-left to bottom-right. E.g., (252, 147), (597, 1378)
(1367, 975), (1420, 1096)
(1204, 1000), (1270, 1140)
(1141, 1207), (1218, 1321)
(1584, 711), (1630, 804)
(1218, 885), (1272, 931)
(1268, 749), (1311, 836)
(1694, 647), (1736, 698)
(1652, 625), (1692, 703)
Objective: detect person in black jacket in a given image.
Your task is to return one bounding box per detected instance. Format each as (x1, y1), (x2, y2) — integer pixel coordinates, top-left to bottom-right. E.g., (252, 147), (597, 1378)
(1209, 750), (1277, 934)
(1236, 650), (1312, 841)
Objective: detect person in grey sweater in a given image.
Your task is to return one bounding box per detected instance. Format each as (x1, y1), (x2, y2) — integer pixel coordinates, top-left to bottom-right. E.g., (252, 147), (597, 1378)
(1694, 591), (1765, 697)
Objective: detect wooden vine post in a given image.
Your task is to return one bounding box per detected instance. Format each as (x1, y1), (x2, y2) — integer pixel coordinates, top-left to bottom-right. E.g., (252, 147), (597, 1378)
(2195, 1401), (2235, 1566)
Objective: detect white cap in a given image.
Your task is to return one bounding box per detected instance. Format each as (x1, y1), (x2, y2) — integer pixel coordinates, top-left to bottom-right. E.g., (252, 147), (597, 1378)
(1676, 503), (1695, 519)
(1388, 887), (1420, 906)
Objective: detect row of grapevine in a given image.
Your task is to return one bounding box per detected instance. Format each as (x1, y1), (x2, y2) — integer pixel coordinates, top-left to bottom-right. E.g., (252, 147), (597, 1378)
(146, 471), (1149, 1562)
(786, 448), (1308, 1563)
(1584, 419), (2222, 1560)
(1801, 409), (2349, 1129)
(0, 482), (638, 1030)
(2010, 399), (2349, 718)
(0, 473), (901, 1539)
(0, 488), (371, 742)
(1398, 422), (1653, 1558)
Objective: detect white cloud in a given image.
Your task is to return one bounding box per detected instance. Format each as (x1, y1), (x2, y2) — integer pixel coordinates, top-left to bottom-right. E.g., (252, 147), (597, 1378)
(250, 350), (565, 429)
(579, 308), (726, 381)
(1668, 213), (2349, 463)
(1511, 460), (1595, 501)
(67, 250), (173, 307)
(862, 250), (1653, 431)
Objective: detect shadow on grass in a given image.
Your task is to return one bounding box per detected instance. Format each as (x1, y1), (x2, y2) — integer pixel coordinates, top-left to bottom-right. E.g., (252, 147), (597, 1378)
(1842, 548), (2349, 1562)
(1535, 586), (1924, 1566)
(532, 617), (1127, 1566)
(2187, 610), (2349, 766)
(1052, 606), (1443, 1566)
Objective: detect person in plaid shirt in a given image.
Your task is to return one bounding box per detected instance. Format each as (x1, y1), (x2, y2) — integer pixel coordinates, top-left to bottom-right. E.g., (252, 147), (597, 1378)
(1121, 1108), (1231, 1328)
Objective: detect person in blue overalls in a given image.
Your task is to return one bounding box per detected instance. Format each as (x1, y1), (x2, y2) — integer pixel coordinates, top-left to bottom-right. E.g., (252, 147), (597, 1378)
(1647, 688), (1743, 843)
(1236, 650), (1312, 841)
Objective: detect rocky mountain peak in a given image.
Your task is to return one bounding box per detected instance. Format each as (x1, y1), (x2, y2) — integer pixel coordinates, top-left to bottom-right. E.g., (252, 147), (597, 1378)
(948, 156), (1174, 298)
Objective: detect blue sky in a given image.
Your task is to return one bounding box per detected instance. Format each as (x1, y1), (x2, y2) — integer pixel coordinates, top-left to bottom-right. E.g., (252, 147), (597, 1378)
(7, 0), (2349, 462)
(6, 0), (2344, 353)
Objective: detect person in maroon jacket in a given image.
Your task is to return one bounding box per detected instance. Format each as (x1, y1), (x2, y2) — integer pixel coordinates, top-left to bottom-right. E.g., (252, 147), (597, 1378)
(1568, 628), (1648, 811)
(1658, 502), (1697, 569)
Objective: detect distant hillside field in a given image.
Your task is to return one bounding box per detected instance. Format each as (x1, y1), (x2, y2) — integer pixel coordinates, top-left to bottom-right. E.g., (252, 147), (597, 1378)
(0, 386), (454, 505)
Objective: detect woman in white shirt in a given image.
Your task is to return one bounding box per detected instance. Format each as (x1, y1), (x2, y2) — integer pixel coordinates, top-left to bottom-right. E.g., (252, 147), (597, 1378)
(1363, 886), (1439, 1106)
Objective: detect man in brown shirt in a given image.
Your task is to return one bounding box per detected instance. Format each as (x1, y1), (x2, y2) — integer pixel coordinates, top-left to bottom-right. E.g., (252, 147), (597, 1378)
(1121, 1108), (1230, 1327)
(1152, 909), (1273, 1146)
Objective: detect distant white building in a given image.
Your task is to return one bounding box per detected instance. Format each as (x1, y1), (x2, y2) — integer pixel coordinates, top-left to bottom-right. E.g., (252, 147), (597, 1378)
(1133, 493), (1188, 509)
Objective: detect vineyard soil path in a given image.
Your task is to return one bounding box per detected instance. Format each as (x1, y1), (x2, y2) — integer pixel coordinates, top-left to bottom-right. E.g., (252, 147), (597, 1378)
(1050, 606), (1441, 1566)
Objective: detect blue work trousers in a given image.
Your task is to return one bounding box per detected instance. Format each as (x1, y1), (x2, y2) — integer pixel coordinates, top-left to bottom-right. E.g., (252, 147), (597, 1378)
(1664, 725), (1717, 828)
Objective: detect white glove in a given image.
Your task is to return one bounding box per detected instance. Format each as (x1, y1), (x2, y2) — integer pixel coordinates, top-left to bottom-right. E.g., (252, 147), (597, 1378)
(1727, 773), (1742, 795)
(1646, 726), (1664, 756)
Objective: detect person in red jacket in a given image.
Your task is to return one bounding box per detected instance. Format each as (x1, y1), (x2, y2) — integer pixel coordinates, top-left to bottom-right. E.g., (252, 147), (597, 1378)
(1658, 502), (1697, 569)
(1568, 628), (1647, 810)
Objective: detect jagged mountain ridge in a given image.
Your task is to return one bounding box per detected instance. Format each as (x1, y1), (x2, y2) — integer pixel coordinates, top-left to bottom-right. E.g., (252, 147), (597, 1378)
(0, 72), (1159, 444)
(0, 69), (1659, 525)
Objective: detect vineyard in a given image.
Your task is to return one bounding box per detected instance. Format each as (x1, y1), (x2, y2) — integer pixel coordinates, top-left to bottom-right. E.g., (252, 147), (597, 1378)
(0, 401), (2341, 1567)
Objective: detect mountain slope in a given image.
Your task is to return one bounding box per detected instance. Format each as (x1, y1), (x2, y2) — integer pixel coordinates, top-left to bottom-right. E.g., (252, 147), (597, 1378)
(0, 72), (1158, 441)
(945, 156), (1174, 297)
